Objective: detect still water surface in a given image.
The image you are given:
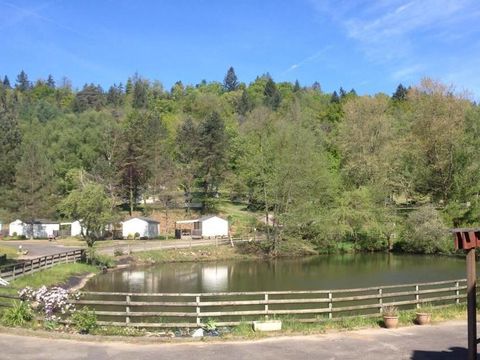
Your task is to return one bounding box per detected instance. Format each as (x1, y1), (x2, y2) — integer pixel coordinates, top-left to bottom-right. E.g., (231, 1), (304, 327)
(84, 254), (469, 293)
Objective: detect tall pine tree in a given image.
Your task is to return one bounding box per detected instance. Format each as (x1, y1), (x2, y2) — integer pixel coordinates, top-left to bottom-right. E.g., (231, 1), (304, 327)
(223, 67), (239, 92)
(3, 76), (11, 88)
(14, 124), (57, 223)
(196, 111), (228, 212)
(264, 77), (281, 110)
(15, 70), (30, 91)
(392, 84), (408, 101)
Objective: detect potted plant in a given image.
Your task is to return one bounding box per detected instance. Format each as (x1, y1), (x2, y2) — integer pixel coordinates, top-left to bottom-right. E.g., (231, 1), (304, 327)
(382, 305), (399, 329)
(415, 304), (432, 325)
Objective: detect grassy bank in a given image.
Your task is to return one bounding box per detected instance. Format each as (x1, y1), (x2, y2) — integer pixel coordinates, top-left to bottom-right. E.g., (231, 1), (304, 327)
(0, 245), (19, 260)
(227, 304), (468, 339)
(134, 245), (258, 263)
(133, 238), (319, 264)
(3, 263), (99, 294)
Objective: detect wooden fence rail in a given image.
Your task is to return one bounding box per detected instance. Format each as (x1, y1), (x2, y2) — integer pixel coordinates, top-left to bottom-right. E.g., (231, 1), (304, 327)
(0, 249), (84, 281)
(60, 278), (468, 328)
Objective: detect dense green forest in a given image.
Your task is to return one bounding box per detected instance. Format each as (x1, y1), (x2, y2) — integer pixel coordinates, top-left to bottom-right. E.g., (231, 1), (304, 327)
(1, 68), (479, 254)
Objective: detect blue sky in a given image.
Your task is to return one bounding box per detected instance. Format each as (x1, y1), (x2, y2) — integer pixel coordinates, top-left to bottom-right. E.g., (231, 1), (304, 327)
(1, 0), (480, 97)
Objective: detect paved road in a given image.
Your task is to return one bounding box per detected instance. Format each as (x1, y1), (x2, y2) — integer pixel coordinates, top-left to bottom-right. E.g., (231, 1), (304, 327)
(0, 238), (238, 258)
(0, 321), (476, 360)
(0, 240), (82, 258)
(98, 238), (235, 255)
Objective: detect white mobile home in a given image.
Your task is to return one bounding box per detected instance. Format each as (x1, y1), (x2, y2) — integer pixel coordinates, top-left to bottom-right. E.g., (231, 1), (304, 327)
(9, 219), (59, 238)
(9, 219), (26, 237)
(70, 220), (83, 236)
(60, 220), (84, 237)
(122, 217), (160, 239)
(176, 215), (229, 238)
(30, 219), (60, 238)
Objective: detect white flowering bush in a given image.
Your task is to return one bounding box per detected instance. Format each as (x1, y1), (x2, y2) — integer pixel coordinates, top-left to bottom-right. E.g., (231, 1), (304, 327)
(18, 286), (79, 321)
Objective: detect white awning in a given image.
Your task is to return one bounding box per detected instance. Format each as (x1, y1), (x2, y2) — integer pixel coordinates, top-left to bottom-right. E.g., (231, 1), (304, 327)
(175, 220), (199, 224)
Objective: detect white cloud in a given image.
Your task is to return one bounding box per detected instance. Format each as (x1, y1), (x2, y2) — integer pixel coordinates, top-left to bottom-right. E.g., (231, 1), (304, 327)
(309, 0), (480, 91)
(391, 64), (424, 81)
(282, 46), (333, 74)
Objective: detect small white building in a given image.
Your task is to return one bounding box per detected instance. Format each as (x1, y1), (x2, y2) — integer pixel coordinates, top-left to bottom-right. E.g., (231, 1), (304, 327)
(122, 217), (160, 239)
(60, 220), (84, 237)
(176, 215), (229, 238)
(30, 219), (60, 238)
(9, 219), (59, 238)
(71, 220), (83, 236)
(9, 219), (26, 237)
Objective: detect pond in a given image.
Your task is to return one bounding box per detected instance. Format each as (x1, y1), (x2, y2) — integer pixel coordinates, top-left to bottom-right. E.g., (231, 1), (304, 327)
(84, 253), (469, 293)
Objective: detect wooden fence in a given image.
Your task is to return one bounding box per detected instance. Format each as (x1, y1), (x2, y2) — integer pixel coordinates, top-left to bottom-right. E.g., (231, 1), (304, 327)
(0, 249), (84, 281)
(69, 278), (467, 328)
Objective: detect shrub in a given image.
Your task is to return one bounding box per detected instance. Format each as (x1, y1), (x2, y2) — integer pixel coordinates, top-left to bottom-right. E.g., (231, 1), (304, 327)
(85, 248), (115, 268)
(2, 300), (33, 327)
(134, 232), (140, 239)
(398, 205), (453, 254)
(113, 248), (124, 257)
(204, 318), (217, 331)
(72, 307), (97, 334)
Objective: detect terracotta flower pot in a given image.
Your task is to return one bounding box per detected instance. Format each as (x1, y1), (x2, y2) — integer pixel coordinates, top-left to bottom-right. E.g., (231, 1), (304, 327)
(415, 312), (431, 325)
(383, 316), (399, 329)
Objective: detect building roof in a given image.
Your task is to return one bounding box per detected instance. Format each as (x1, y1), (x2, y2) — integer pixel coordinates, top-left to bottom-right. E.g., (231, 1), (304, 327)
(124, 216), (160, 224)
(11, 219), (59, 224)
(32, 219), (59, 224)
(198, 215), (227, 222)
(176, 215), (227, 224)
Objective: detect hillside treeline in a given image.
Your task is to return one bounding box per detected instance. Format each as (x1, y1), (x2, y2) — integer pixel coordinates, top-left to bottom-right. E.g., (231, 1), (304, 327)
(1, 69), (478, 253)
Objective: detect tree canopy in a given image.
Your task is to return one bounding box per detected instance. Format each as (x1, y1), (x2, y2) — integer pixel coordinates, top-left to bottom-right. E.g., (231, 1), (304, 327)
(0, 68), (477, 254)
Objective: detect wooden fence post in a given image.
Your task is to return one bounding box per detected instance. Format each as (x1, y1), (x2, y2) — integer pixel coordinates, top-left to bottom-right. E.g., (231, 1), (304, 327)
(378, 288), (383, 314)
(456, 281), (460, 305)
(415, 285), (420, 309)
(264, 293), (269, 320)
(126, 295), (131, 326)
(196, 296), (201, 326)
(328, 291), (333, 319)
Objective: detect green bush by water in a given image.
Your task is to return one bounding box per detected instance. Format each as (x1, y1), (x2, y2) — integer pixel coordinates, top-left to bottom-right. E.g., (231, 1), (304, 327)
(1, 300), (33, 327)
(72, 307), (98, 334)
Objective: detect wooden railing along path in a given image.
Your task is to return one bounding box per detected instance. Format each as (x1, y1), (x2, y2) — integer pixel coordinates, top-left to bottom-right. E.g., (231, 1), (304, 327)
(68, 278), (467, 328)
(0, 249), (84, 281)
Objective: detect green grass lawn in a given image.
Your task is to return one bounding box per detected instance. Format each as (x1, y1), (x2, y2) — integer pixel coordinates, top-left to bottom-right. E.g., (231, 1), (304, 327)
(227, 304), (468, 339)
(219, 201), (260, 236)
(0, 245), (19, 260)
(134, 244), (257, 263)
(1, 263), (98, 295)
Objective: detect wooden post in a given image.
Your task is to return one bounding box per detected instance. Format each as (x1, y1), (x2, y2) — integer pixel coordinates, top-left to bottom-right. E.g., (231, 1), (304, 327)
(196, 296), (201, 326)
(126, 295), (131, 326)
(328, 291), (332, 319)
(455, 281), (460, 305)
(12, 265), (15, 279)
(378, 288), (383, 314)
(264, 293), (269, 320)
(466, 248), (477, 360)
(415, 285), (420, 309)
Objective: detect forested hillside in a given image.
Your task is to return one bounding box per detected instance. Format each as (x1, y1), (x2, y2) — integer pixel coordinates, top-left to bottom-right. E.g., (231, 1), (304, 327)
(1, 68), (478, 254)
